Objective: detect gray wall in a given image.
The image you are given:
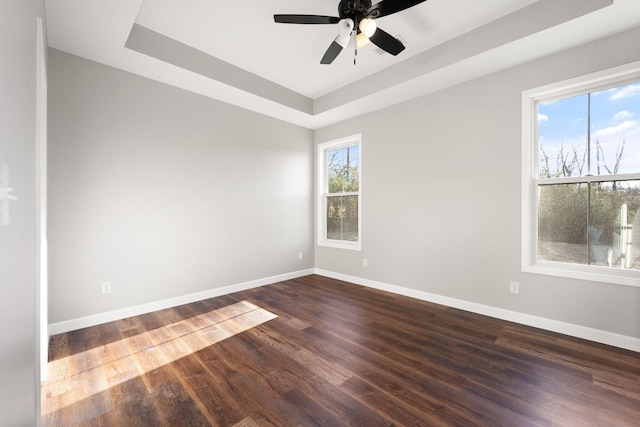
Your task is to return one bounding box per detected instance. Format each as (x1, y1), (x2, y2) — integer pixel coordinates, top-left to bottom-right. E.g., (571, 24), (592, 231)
(315, 26), (640, 339)
(48, 49), (314, 324)
(47, 25), (640, 340)
(0, 0), (44, 425)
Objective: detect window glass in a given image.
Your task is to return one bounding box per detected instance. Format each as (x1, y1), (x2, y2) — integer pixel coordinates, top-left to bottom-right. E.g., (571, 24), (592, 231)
(589, 180), (640, 269)
(524, 64), (640, 286)
(538, 180), (640, 269)
(326, 195), (359, 242)
(327, 145), (360, 193)
(317, 136), (361, 250)
(538, 183), (588, 264)
(538, 95), (588, 178)
(590, 83), (640, 176)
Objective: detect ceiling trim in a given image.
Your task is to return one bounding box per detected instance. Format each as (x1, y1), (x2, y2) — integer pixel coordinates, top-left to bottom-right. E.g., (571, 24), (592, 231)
(126, 23), (314, 115)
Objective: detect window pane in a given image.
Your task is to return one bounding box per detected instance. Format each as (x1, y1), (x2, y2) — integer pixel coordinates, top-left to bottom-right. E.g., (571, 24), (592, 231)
(327, 144), (359, 194)
(590, 83), (640, 176)
(589, 180), (640, 270)
(326, 195), (358, 241)
(538, 95), (588, 179)
(538, 184), (588, 264)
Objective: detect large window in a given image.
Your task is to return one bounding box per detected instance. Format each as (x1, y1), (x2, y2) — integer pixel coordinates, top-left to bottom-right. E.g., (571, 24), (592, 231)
(317, 135), (361, 250)
(522, 62), (640, 286)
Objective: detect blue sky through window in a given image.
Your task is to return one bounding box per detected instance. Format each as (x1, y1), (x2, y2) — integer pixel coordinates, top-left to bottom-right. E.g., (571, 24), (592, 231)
(538, 82), (640, 177)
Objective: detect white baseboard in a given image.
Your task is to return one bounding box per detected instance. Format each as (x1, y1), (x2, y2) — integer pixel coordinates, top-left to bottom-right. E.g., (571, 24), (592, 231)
(314, 269), (640, 353)
(48, 269), (315, 335)
(49, 267), (639, 353)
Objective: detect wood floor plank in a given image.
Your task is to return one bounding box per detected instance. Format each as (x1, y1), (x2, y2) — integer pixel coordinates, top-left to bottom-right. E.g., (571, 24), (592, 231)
(250, 325), (353, 386)
(42, 274), (640, 426)
(170, 352), (245, 426)
(232, 416), (260, 427)
(142, 367), (212, 427)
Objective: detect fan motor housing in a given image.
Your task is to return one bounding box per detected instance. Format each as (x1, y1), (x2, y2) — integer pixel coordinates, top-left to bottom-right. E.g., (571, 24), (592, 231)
(338, 0), (373, 20)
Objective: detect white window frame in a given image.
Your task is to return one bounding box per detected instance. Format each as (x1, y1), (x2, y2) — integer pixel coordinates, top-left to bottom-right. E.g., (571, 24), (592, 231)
(521, 61), (640, 287)
(317, 134), (362, 251)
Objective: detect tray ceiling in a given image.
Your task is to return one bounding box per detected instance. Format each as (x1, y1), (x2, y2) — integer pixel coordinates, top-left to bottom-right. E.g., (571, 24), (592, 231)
(45, 0), (639, 128)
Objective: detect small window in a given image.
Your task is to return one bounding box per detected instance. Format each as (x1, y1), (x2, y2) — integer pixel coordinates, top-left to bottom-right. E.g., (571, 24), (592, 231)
(522, 62), (640, 286)
(317, 135), (361, 250)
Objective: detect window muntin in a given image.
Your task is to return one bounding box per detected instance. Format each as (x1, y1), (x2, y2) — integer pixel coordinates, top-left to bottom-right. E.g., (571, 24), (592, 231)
(523, 62), (640, 286)
(318, 135), (361, 250)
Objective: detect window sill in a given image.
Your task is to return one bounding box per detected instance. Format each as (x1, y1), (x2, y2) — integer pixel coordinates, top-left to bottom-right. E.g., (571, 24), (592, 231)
(523, 261), (640, 287)
(318, 240), (361, 251)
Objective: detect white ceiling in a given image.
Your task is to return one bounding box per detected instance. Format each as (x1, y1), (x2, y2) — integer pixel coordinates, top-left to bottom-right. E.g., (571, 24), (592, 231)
(45, 0), (640, 129)
(134, 0), (537, 98)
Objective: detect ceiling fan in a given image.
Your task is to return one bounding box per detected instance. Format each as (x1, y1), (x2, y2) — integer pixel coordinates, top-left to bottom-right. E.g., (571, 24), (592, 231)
(274, 0), (428, 64)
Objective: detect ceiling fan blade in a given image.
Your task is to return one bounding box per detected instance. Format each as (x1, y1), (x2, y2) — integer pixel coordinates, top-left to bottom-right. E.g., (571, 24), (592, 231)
(320, 19), (354, 64)
(274, 14), (341, 24)
(365, 0), (427, 19)
(320, 40), (345, 64)
(369, 28), (405, 56)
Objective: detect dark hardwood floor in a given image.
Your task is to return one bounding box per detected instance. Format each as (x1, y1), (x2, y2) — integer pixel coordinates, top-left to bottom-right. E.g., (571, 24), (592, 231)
(42, 275), (640, 426)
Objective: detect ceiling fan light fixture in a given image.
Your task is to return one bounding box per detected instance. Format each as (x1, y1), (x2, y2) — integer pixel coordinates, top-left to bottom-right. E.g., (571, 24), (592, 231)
(358, 18), (377, 37)
(356, 32), (371, 49)
(336, 18), (355, 47)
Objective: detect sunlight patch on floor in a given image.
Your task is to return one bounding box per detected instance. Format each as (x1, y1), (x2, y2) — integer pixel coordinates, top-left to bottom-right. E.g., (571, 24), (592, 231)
(41, 300), (277, 417)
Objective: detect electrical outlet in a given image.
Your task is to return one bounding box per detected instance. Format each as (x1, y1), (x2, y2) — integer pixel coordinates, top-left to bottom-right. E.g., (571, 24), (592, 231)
(509, 281), (520, 294)
(101, 282), (112, 295)
(363, 259), (368, 268)
(298, 252), (303, 261)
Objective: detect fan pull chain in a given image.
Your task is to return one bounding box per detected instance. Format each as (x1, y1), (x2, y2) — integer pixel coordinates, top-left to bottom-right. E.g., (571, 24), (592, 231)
(354, 31), (357, 65)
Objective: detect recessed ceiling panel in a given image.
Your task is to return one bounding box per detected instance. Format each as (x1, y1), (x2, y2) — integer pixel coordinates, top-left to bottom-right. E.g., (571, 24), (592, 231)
(134, 0), (538, 98)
